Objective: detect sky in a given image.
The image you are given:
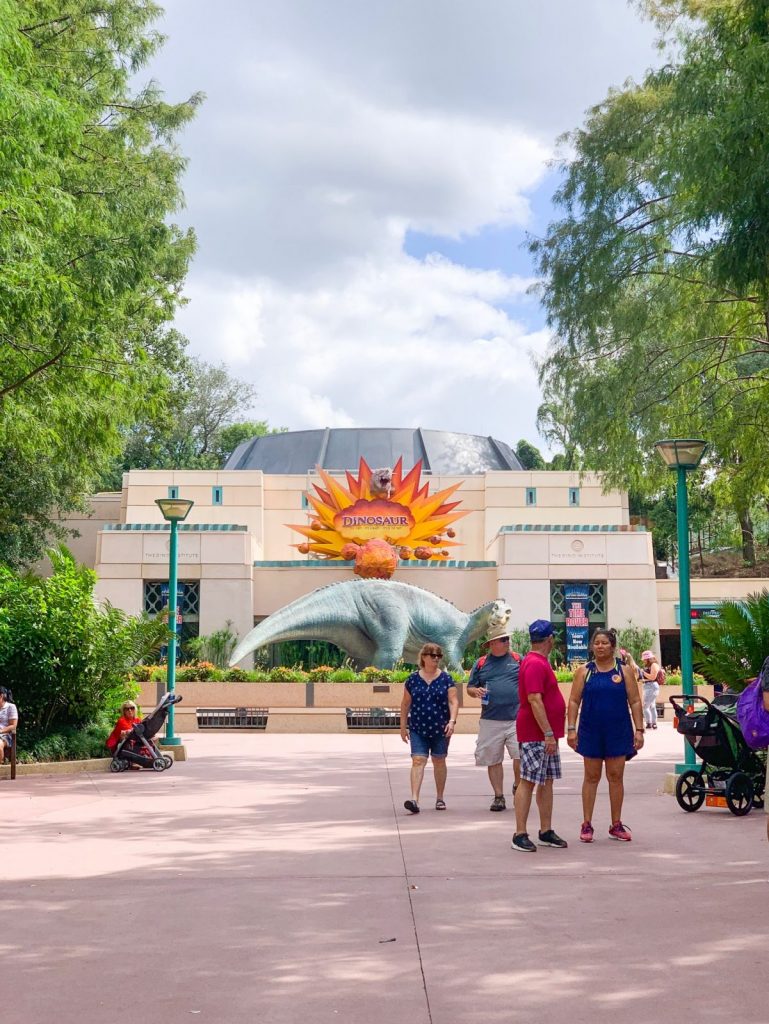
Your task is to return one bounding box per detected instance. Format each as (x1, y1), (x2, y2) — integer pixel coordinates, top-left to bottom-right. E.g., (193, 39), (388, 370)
(145, 1), (661, 452)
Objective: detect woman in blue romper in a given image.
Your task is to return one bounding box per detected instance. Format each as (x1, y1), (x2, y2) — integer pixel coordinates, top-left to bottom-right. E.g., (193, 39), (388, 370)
(566, 628), (645, 843)
(400, 642), (458, 814)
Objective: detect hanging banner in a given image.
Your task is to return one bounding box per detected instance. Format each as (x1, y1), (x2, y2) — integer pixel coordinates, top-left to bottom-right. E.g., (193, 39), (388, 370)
(564, 583), (590, 663)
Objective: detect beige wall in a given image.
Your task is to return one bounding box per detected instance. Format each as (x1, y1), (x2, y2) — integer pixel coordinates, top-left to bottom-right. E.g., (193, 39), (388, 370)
(655, 577), (768, 629)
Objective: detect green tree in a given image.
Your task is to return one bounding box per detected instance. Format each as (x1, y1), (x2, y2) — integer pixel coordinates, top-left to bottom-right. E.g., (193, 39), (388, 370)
(99, 357), (285, 486)
(514, 439), (547, 470)
(0, 548), (170, 742)
(692, 590), (769, 691)
(530, 0), (769, 543)
(0, 1), (201, 566)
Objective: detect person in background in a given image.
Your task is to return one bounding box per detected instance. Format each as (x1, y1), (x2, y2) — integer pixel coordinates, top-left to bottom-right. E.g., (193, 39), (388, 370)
(400, 643), (459, 813)
(106, 701), (142, 762)
(639, 649), (662, 729)
(567, 628), (645, 843)
(0, 686), (18, 762)
(467, 618), (522, 812)
(512, 620), (568, 853)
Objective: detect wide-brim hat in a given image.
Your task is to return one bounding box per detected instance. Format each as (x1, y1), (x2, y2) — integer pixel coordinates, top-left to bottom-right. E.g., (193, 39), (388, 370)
(641, 650), (655, 661)
(485, 624), (512, 643)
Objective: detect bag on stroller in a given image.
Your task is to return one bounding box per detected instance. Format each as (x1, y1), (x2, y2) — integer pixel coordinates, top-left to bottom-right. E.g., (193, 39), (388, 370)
(110, 692), (183, 773)
(736, 658), (769, 750)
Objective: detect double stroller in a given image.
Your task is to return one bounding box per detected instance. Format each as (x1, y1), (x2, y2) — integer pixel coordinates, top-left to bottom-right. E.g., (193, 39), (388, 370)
(670, 693), (767, 816)
(110, 692), (183, 773)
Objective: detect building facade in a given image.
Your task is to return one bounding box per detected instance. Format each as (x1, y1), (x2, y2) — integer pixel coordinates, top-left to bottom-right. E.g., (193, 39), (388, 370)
(58, 429), (755, 665)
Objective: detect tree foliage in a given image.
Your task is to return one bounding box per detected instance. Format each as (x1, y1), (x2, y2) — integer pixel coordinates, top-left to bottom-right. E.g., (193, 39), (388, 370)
(0, 1), (202, 565)
(99, 356), (285, 487)
(0, 548), (170, 743)
(531, 0), (769, 519)
(692, 589), (769, 689)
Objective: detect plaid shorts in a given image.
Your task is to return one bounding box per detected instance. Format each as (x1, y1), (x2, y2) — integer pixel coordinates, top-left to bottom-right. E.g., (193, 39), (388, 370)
(519, 741), (562, 785)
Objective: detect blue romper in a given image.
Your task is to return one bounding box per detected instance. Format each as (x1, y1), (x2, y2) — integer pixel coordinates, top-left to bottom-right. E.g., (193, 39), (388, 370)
(576, 658), (636, 761)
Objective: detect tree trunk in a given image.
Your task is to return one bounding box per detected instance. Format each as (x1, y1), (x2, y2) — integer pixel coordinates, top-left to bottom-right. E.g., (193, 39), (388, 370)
(738, 509), (756, 565)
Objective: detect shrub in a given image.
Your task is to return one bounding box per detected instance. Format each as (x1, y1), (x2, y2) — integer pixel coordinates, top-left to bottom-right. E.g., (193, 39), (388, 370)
(308, 665), (335, 682)
(391, 669), (412, 683)
(185, 621), (239, 668)
(17, 714), (114, 763)
(361, 666), (393, 682)
(0, 547), (167, 746)
(328, 666), (357, 682)
(268, 666), (308, 682)
(555, 669), (574, 683)
(222, 667), (249, 682)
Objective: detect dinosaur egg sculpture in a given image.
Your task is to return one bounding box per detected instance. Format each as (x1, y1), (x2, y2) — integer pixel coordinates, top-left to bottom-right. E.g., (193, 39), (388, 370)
(354, 538), (398, 579)
(297, 543), (310, 554)
(311, 519), (322, 531)
(399, 546), (412, 560)
(414, 546), (432, 560)
(429, 535), (442, 545)
(341, 542), (361, 561)
(441, 549), (449, 557)
(446, 528), (456, 538)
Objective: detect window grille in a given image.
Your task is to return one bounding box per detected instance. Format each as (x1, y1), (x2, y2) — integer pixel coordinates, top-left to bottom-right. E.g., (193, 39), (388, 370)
(168, 485), (179, 499)
(526, 487), (536, 506)
(345, 707), (401, 730)
(212, 486), (223, 505)
(197, 708), (268, 729)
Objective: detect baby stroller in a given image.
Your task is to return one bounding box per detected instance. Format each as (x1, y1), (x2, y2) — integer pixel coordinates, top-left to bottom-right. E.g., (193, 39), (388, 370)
(110, 692), (183, 773)
(670, 693), (766, 816)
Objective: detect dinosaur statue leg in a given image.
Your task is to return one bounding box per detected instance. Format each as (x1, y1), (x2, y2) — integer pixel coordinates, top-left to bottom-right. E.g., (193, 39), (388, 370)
(365, 603), (410, 669)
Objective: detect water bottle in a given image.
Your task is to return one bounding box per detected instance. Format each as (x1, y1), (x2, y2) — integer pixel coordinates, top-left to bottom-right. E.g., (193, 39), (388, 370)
(481, 684), (490, 707)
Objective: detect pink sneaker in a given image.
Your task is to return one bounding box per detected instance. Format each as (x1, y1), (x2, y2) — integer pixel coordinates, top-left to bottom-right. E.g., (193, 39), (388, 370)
(608, 821), (632, 841)
(580, 821), (594, 843)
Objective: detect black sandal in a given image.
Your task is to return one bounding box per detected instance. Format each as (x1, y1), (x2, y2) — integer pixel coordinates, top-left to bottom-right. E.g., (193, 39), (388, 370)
(435, 799), (446, 810)
(404, 799), (420, 814)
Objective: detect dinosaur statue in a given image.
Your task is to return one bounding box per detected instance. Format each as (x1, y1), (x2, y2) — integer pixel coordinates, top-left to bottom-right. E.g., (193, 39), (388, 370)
(229, 579), (503, 670)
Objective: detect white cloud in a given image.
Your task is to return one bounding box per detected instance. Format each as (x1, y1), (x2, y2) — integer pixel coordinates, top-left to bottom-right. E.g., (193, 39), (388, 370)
(145, 1), (659, 446)
(176, 255), (547, 439)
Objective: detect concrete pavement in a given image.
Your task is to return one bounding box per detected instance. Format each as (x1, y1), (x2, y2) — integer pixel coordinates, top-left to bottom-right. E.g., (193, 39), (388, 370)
(2, 723), (768, 1024)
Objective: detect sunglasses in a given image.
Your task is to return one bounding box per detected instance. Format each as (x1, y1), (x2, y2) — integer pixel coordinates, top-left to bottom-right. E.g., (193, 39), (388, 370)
(123, 707), (137, 713)
(491, 637), (510, 644)
(424, 652), (442, 659)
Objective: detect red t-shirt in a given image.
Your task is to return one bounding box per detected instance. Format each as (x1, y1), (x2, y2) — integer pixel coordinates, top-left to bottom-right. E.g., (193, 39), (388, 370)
(106, 714), (142, 752)
(516, 651), (566, 742)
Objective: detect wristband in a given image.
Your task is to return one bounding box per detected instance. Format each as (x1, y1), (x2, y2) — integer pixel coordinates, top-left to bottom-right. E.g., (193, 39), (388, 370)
(544, 730), (554, 738)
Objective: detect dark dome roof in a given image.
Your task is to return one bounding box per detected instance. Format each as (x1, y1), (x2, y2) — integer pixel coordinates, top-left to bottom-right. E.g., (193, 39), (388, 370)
(224, 428), (523, 475)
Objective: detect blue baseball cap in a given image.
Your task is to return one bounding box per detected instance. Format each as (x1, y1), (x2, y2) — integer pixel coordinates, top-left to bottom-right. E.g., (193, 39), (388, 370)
(529, 619), (555, 641)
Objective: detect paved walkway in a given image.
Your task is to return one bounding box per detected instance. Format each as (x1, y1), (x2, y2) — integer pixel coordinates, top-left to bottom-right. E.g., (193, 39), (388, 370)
(3, 723), (768, 1024)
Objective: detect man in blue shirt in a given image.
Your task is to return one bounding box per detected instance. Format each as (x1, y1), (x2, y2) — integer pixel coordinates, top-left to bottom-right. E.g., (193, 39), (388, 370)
(467, 620), (521, 811)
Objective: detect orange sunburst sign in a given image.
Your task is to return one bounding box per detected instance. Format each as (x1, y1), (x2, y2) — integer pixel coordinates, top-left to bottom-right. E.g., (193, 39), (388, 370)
(287, 456), (469, 576)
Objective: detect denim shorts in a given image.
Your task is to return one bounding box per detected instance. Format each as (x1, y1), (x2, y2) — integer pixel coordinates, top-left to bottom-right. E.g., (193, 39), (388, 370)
(410, 730), (450, 758)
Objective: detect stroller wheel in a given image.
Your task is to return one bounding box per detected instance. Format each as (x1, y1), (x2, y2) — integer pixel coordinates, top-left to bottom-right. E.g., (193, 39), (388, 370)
(109, 759), (123, 773)
(725, 772), (754, 816)
(752, 794), (765, 810)
(162, 756), (174, 770)
(152, 756), (167, 772)
(675, 770), (705, 812)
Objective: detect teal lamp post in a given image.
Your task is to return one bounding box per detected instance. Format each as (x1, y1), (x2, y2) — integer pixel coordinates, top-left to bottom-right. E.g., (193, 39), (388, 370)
(654, 439), (708, 772)
(155, 496), (194, 745)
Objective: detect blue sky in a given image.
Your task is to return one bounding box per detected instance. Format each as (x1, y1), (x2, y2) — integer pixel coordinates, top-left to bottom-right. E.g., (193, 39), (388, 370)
(147, 1), (659, 452)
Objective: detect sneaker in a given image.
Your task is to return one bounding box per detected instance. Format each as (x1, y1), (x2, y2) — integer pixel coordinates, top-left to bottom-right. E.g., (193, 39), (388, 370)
(608, 821), (632, 841)
(490, 795), (506, 812)
(538, 829), (568, 849)
(579, 820), (594, 843)
(511, 832), (537, 853)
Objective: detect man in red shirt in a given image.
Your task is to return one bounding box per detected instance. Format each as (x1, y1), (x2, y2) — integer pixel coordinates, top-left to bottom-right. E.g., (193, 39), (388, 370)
(512, 619), (568, 853)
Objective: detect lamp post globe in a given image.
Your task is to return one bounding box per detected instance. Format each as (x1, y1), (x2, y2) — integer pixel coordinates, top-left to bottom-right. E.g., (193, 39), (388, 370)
(653, 439), (707, 772)
(155, 497), (194, 745)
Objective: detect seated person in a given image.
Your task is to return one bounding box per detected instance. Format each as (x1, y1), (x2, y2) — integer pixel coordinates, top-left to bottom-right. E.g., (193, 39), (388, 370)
(106, 701), (142, 755)
(0, 686), (18, 762)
